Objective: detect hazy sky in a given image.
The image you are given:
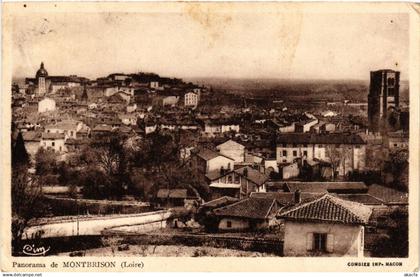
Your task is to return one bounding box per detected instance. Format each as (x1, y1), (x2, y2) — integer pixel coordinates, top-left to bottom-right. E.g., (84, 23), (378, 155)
(11, 11), (409, 80)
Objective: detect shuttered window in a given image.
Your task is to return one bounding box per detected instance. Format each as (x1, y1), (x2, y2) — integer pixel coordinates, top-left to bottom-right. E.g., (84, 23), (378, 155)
(306, 233), (313, 251)
(326, 234), (334, 253)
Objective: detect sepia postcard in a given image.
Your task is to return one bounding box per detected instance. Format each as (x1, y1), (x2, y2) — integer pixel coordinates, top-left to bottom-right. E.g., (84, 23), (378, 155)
(1, 1), (419, 272)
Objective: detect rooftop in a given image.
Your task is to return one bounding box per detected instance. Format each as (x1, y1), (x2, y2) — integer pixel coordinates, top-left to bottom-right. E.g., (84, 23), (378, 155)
(278, 193), (372, 225)
(276, 133), (366, 145)
(214, 197), (279, 220)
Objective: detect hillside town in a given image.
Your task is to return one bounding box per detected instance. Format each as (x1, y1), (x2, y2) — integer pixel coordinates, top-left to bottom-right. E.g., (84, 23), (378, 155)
(11, 63), (409, 257)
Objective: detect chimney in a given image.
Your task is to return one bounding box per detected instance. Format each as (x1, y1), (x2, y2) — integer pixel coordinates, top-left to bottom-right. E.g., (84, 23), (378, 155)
(220, 166), (225, 176)
(294, 189), (301, 204)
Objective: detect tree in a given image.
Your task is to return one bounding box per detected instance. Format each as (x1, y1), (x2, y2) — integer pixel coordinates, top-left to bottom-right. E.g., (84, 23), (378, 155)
(325, 144), (352, 180)
(35, 148), (58, 176)
(12, 132), (29, 167)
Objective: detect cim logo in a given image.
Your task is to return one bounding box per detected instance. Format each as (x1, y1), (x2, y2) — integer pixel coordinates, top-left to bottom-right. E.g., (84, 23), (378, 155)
(22, 244), (50, 256)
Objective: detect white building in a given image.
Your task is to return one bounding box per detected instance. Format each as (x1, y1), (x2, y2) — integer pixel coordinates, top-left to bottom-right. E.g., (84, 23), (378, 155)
(38, 97), (56, 113)
(276, 133), (366, 176)
(40, 133), (66, 152)
(184, 92), (199, 107)
(216, 139), (245, 163)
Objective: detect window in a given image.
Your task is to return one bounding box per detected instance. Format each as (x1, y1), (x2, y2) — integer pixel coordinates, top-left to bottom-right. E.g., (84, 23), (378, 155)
(227, 221), (232, 228)
(313, 233), (327, 252)
(293, 150), (297, 157)
(227, 175), (233, 183)
(282, 150), (287, 157)
(59, 146), (62, 151)
(387, 77), (395, 86)
(394, 143), (398, 147)
(52, 142), (55, 147)
(303, 150), (308, 156)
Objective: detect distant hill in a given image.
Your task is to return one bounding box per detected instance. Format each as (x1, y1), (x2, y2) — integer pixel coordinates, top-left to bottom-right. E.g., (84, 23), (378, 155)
(186, 77), (409, 103)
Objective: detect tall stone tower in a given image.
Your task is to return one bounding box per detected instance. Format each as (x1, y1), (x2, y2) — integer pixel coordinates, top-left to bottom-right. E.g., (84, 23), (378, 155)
(35, 62), (48, 95)
(368, 69), (400, 132)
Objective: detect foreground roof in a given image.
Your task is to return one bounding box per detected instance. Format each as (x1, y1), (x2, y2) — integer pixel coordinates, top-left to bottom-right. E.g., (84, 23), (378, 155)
(278, 194), (372, 225)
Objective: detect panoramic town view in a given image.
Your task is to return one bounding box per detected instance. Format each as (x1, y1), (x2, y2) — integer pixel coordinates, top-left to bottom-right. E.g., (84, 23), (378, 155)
(10, 11), (409, 257)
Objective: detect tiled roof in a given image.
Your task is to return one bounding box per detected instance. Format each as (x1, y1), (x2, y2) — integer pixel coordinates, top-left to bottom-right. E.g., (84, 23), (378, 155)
(334, 193), (384, 206)
(193, 147), (234, 161)
(235, 166), (269, 186)
(201, 196), (239, 209)
(250, 192), (323, 206)
(274, 181), (368, 193)
(278, 194), (372, 225)
(157, 189), (188, 199)
(41, 132), (65, 140)
(45, 121), (80, 132)
(22, 131), (41, 142)
(276, 133), (366, 145)
(368, 184), (408, 205)
(214, 197), (279, 220)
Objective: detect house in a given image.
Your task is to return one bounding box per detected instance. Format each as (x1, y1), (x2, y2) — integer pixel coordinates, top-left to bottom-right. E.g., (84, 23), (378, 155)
(162, 96), (180, 107)
(91, 124), (113, 139)
(278, 193), (372, 257)
(310, 122), (336, 134)
(216, 139), (245, 163)
(191, 147), (235, 175)
(203, 119), (240, 137)
(40, 133), (66, 152)
(184, 92), (199, 107)
(279, 162), (299, 180)
(276, 133), (366, 176)
(385, 131), (408, 150)
(295, 118), (319, 133)
(44, 120), (84, 140)
(213, 197), (281, 231)
(206, 166), (269, 199)
(322, 110), (338, 117)
(38, 97), (56, 113)
(156, 189), (189, 207)
(119, 114), (138, 126)
(126, 103), (137, 113)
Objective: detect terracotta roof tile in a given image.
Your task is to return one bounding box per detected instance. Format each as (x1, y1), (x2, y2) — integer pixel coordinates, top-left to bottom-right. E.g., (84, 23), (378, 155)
(278, 194), (372, 225)
(214, 197), (279, 219)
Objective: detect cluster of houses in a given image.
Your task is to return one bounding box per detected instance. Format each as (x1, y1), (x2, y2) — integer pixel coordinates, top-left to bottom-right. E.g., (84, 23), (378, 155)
(12, 64), (410, 257)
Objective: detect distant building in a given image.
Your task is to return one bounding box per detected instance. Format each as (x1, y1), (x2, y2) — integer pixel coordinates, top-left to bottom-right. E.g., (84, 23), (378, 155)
(216, 139), (245, 163)
(27, 62), (87, 95)
(36, 62), (48, 95)
(38, 97), (56, 113)
(213, 197), (281, 232)
(276, 133), (366, 176)
(45, 120), (84, 140)
(191, 147), (235, 175)
(40, 132), (66, 152)
(206, 166), (269, 199)
(184, 92), (199, 107)
(368, 69), (400, 132)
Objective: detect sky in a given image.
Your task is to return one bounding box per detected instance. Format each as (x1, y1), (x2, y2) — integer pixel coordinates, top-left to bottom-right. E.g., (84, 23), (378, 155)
(11, 11), (409, 80)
